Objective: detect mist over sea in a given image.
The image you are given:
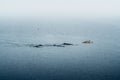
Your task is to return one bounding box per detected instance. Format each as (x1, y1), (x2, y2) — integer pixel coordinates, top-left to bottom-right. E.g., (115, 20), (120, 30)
(0, 18), (120, 80)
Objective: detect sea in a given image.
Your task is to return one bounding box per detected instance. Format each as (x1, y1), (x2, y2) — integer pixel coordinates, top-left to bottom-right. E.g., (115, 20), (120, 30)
(0, 18), (120, 80)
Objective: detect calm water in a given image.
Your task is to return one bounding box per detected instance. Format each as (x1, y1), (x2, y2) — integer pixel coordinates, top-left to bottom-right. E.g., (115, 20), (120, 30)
(0, 19), (120, 80)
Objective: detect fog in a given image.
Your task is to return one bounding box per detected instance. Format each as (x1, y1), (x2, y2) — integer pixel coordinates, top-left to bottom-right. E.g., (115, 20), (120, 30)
(0, 17), (120, 44)
(0, 0), (120, 18)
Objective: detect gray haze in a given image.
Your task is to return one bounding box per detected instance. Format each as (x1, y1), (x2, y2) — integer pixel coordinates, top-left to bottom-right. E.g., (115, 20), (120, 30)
(0, 0), (120, 18)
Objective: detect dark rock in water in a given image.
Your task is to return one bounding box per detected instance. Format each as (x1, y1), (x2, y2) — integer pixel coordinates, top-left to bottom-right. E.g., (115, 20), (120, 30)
(82, 40), (93, 44)
(33, 44), (43, 48)
(62, 43), (73, 45)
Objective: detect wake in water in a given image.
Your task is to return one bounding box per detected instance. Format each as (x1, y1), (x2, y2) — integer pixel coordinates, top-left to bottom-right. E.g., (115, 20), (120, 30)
(0, 33), (93, 48)
(0, 39), (93, 48)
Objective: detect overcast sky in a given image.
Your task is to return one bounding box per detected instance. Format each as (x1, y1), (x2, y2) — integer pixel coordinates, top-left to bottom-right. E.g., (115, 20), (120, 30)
(0, 0), (120, 18)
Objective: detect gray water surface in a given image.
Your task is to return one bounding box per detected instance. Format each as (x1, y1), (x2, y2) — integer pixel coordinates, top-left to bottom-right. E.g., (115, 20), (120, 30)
(0, 19), (120, 80)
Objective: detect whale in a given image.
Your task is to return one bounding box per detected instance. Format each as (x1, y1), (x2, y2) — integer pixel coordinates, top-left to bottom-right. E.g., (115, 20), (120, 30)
(82, 40), (93, 44)
(62, 43), (73, 45)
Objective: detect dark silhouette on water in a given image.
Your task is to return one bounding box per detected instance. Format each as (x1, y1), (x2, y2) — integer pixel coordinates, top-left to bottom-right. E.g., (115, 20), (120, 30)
(53, 44), (65, 47)
(82, 40), (93, 44)
(28, 41), (93, 48)
(31, 44), (65, 48)
(33, 44), (43, 48)
(31, 43), (73, 48)
(62, 43), (73, 45)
